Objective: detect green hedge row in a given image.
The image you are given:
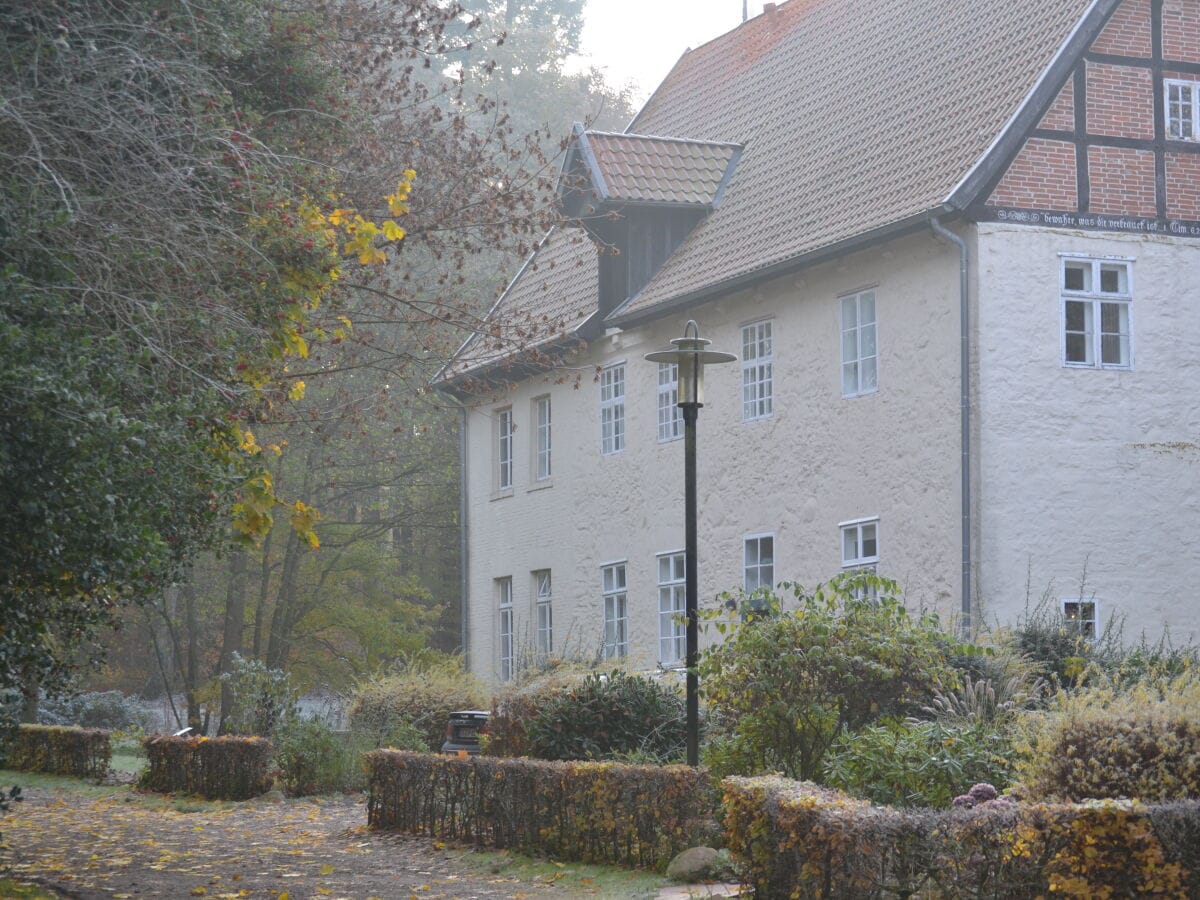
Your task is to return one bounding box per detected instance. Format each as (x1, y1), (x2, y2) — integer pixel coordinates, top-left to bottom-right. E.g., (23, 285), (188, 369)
(140, 735), (273, 800)
(366, 750), (718, 871)
(723, 776), (1200, 899)
(5, 725), (111, 778)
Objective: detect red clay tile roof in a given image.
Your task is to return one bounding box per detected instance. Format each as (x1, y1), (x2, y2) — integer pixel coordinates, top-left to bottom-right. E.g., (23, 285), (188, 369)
(441, 0), (1099, 380)
(439, 228), (598, 383)
(583, 132), (742, 206)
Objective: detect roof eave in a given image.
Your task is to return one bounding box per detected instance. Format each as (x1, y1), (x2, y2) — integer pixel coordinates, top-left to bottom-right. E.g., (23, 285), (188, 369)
(432, 318), (597, 398)
(606, 207), (956, 330)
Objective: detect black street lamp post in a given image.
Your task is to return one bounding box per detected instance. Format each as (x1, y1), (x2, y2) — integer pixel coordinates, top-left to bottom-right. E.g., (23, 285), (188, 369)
(645, 320), (736, 766)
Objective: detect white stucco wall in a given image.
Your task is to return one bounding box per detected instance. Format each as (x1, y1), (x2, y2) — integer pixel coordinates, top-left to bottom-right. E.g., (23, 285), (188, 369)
(462, 229), (966, 685)
(975, 223), (1200, 641)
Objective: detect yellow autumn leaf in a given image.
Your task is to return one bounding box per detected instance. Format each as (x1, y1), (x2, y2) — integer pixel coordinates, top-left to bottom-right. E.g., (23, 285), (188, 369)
(288, 380), (306, 401)
(382, 220), (406, 241)
(238, 429), (262, 455)
(319, 863), (335, 876)
(357, 245), (387, 266)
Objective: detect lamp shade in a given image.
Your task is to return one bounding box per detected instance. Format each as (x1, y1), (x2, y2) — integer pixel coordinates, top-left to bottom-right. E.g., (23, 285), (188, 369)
(645, 321), (737, 406)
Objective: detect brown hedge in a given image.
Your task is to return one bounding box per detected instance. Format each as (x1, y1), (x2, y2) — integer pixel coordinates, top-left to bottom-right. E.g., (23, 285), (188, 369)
(723, 776), (1200, 899)
(6, 725), (111, 778)
(140, 735), (273, 800)
(366, 750), (718, 871)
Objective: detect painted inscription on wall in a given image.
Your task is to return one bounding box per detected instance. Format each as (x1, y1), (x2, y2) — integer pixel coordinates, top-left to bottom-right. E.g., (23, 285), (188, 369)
(974, 206), (1200, 237)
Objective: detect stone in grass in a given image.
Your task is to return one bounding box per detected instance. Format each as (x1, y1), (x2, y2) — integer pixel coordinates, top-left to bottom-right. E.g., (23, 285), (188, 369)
(667, 846), (722, 882)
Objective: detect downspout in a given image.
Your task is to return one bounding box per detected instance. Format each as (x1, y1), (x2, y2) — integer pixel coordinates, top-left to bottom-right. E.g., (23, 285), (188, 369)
(930, 217), (972, 638)
(457, 401), (471, 668)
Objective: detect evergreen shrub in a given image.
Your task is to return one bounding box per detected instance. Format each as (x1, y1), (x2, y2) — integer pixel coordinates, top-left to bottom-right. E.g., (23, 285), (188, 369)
(5, 724), (111, 778)
(483, 663), (591, 758)
(524, 670), (686, 762)
(140, 734), (272, 799)
(366, 750), (717, 871)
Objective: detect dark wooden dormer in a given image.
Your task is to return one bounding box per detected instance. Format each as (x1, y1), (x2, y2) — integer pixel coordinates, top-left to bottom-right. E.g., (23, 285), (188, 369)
(558, 124), (742, 318)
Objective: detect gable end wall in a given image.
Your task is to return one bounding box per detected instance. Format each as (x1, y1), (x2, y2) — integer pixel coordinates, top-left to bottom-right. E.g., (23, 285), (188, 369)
(983, 0), (1200, 230)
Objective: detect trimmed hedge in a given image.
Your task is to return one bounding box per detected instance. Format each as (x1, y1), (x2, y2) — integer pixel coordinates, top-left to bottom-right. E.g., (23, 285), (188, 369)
(724, 776), (1200, 899)
(366, 750), (717, 871)
(140, 735), (273, 800)
(1020, 711), (1200, 803)
(5, 725), (111, 778)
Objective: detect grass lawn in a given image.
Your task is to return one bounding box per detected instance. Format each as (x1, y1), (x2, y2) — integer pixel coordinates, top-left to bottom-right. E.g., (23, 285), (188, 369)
(450, 848), (671, 899)
(0, 877), (60, 898)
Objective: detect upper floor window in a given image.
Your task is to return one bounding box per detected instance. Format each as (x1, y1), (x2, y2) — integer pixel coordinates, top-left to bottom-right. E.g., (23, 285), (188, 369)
(1062, 258), (1132, 369)
(600, 364), (626, 455)
(742, 321), (773, 421)
(841, 289), (878, 397)
(1166, 79), (1199, 141)
(534, 395), (552, 481)
(1062, 598), (1098, 641)
(744, 534), (774, 595)
(497, 577), (514, 682)
(602, 562), (628, 659)
(658, 551), (686, 665)
(841, 518), (879, 570)
(496, 407), (514, 491)
(657, 363), (682, 442)
(534, 569), (553, 657)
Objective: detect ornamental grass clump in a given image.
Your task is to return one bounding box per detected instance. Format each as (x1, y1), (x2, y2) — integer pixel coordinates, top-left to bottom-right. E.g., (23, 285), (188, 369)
(349, 655), (484, 752)
(1015, 670), (1200, 802)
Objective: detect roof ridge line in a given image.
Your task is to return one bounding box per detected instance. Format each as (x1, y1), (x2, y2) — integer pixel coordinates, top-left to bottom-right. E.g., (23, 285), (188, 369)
(587, 129), (743, 149)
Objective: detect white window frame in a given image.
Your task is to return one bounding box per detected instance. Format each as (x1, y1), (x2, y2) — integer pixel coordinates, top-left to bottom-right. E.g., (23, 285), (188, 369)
(840, 288), (879, 398)
(840, 517), (880, 569)
(741, 320), (774, 422)
(1062, 598), (1098, 641)
(533, 395), (552, 482)
(657, 550), (686, 666)
(657, 363), (683, 443)
(601, 561), (628, 659)
(1060, 256), (1133, 370)
(1165, 78), (1200, 141)
(498, 577), (514, 682)
(743, 533), (775, 595)
(496, 407), (514, 492)
(534, 569), (553, 657)
(600, 363), (626, 455)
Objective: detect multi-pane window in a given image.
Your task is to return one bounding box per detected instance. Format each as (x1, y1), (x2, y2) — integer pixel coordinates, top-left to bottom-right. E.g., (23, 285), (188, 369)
(1166, 78), (1199, 141)
(1063, 599), (1097, 641)
(742, 321), (773, 421)
(1062, 258), (1132, 369)
(658, 552), (686, 665)
(841, 290), (878, 397)
(498, 577), (514, 682)
(657, 363), (682, 442)
(534, 570), (553, 657)
(600, 364), (626, 455)
(496, 408), (514, 491)
(534, 396), (552, 481)
(743, 535), (774, 594)
(841, 519), (880, 570)
(602, 562), (628, 659)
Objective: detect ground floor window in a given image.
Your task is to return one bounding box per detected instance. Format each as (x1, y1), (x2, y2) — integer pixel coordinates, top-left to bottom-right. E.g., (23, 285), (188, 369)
(658, 552), (686, 665)
(1062, 598), (1097, 641)
(602, 562), (628, 659)
(497, 577), (513, 681)
(534, 569), (553, 657)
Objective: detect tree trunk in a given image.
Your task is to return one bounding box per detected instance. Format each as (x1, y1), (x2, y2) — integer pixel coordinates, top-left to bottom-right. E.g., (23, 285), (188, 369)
(182, 583), (202, 732)
(251, 529), (273, 659)
(217, 551), (247, 735)
(19, 663), (38, 724)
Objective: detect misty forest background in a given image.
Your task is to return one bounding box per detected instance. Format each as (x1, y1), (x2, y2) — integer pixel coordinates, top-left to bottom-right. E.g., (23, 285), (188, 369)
(0, 0), (636, 733)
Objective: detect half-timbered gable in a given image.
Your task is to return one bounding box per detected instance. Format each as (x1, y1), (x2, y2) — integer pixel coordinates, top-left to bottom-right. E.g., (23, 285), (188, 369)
(982, 0), (1200, 237)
